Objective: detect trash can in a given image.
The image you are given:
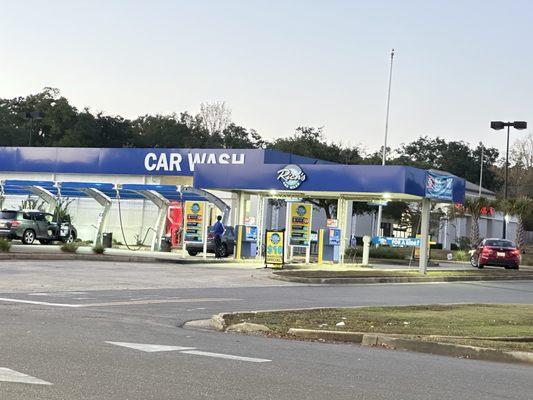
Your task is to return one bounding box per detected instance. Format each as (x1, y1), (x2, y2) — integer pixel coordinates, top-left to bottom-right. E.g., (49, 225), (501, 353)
(102, 232), (113, 248)
(160, 236), (171, 252)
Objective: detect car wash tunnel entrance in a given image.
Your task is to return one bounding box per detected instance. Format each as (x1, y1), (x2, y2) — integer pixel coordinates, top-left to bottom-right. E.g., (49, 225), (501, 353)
(0, 147), (465, 273)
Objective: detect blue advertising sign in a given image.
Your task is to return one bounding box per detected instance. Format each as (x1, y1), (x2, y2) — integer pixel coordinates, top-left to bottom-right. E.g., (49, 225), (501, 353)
(328, 228), (341, 246)
(425, 171), (454, 201)
(371, 236), (421, 247)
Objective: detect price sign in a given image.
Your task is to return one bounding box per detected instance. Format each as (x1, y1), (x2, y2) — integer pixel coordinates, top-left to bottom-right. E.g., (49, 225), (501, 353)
(265, 230), (284, 267)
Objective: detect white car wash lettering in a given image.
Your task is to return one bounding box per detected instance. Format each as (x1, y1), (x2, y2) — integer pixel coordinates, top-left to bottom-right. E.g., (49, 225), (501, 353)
(144, 152), (245, 172)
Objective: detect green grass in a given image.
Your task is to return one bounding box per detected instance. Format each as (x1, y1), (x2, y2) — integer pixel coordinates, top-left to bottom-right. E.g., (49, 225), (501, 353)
(0, 238), (11, 252)
(225, 304), (533, 351)
(60, 242), (79, 253)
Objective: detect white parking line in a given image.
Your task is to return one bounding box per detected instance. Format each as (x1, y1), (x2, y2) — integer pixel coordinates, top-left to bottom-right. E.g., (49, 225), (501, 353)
(0, 297), (241, 308)
(0, 297), (83, 308)
(105, 341), (272, 362)
(180, 350), (271, 363)
(0, 368), (52, 385)
(106, 341), (196, 352)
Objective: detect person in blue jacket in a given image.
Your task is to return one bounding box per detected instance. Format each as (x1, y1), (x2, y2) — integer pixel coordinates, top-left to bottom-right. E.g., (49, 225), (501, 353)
(213, 215), (225, 258)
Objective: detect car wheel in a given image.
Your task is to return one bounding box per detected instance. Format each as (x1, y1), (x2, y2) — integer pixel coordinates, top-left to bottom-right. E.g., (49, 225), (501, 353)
(62, 233), (74, 244)
(22, 229), (36, 245)
(219, 243), (228, 258)
(470, 255), (478, 268)
(187, 250), (198, 256)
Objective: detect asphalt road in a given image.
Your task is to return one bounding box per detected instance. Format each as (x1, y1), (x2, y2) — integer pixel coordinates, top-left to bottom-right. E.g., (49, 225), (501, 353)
(0, 260), (531, 400)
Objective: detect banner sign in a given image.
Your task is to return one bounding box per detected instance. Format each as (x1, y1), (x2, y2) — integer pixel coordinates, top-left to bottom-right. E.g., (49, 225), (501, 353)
(184, 201), (206, 243)
(328, 228), (341, 246)
(372, 236), (421, 247)
(289, 203), (312, 246)
(265, 230), (284, 267)
(425, 171), (454, 201)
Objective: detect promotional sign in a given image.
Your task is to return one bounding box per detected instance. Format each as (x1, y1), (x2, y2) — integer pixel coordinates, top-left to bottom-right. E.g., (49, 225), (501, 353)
(265, 230), (284, 267)
(244, 225), (258, 241)
(244, 216), (256, 225)
(289, 203), (312, 246)
(183, 201), (206, 243)
(372, 236), (421, 248)
(425, 171), (454, 201)
(328, 228), (341, 246)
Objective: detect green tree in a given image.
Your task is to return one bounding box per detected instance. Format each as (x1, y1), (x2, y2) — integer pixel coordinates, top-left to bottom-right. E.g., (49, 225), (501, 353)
(461, 197), (493, 245)
(498, 196), (532, 248)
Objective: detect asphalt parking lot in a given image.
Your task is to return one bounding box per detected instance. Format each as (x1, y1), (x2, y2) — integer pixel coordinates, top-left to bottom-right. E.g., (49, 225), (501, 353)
(0, 260), (532, 400)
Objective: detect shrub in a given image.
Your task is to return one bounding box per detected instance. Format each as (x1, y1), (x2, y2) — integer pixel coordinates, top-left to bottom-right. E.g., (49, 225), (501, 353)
(60, 242), (79, 253)
(456, 236), (472, 250)
(453, 250), (470, 262)
(0, 238), (11, 252)
(369, 246), (404, 259)
(92, 245), (105, 254)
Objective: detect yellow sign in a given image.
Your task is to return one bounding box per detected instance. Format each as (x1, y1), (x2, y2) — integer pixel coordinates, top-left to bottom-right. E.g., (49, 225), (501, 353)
(265, 230), (284, 267)
(184, 201), (205, 243)
(289, 203), (312, 246)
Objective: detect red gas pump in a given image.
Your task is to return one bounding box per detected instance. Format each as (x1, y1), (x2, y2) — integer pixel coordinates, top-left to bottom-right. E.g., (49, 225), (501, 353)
(166, 201), (183, 247)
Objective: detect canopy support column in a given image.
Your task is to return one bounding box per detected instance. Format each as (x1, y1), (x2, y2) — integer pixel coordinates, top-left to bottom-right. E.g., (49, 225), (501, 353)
(79, 188), (112, 247)
(137, 190), (170, 252)
(419, 198), (431, 274)
(256, 194), (265, 259)
(337, 198), (351, 264)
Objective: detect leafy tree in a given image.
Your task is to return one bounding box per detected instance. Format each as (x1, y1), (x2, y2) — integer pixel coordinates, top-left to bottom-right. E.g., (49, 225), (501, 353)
(459, 197), (494, 245)
(498, 196), (532, 248)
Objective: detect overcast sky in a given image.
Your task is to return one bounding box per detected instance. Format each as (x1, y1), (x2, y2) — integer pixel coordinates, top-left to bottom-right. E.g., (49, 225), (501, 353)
(1, 0), (532, 155)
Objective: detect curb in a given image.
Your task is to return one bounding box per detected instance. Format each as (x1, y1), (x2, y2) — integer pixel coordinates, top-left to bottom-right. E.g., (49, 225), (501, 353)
(270, 274), (533, 285)
(0, 252), (241, 265)
(361, 334), (533, 365)
(288, 328), (365, 343)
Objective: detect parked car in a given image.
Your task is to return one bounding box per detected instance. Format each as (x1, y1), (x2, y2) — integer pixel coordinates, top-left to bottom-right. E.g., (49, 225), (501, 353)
(0, 210), (77, 244)
(186, 226), (235, 257)
(470, 238), (520, 269)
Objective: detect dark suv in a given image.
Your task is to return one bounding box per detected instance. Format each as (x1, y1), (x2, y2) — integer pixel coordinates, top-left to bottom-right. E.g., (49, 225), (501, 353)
(0, 210), (77, 244)
(186, 226), (235, 257)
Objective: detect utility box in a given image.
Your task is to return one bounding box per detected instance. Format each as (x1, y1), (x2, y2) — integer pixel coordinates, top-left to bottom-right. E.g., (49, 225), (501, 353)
(235, 225), (258, 259)
(318, 228), (341, 263)
(160, 236), (172, 252)
(102, 232), (113, 248)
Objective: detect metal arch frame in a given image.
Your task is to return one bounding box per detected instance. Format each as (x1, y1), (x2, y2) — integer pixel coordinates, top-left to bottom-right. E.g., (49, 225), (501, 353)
(131, 189), (171, 252)
(179, 186), (231, 224)
(0, 180), (4, 210)
(77, 187), (112, 247)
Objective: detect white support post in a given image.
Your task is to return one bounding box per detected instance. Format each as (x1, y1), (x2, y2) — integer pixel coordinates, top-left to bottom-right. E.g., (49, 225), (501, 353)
(202, 204), (211, 260)
(256, 195), (265, 258)
(79, 188), (112, 247)
(136, 190), (170, 252)
(337, 198), (352, 264)
(0, 180), (4, 210)
(419, 198), (431, 274)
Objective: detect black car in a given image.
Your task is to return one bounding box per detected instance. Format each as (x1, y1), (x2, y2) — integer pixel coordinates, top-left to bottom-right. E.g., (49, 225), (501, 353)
(0, 210), (77, 244)
(186, 226), (235, 257)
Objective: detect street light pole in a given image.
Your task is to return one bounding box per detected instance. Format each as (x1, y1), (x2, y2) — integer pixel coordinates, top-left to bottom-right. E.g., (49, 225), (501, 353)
(490, 120), (527, 239)
(376, 48), (395, 238)
(478, 145), (484, 197)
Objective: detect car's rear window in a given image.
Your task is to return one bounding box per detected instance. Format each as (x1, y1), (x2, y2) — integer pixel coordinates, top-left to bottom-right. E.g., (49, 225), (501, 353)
(0, 211), (17, 220)
(485, 239), (516, 248)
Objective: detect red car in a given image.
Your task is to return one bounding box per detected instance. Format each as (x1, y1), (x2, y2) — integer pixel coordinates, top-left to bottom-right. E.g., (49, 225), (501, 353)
(470, 238), (521, 270)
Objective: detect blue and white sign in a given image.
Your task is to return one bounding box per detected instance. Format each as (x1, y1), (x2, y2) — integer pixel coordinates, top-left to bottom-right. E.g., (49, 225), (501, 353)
(372, 236), (421, 247)
(277, 164), (306, 189)
(425, 171), (454, 201)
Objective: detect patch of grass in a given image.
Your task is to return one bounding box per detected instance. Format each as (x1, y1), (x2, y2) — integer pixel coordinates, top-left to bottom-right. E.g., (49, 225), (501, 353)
(0, 238), (11, 252)
(60, 242), (79, 253)
(225, 304), (533, 341)
(92, 245), (105, 254)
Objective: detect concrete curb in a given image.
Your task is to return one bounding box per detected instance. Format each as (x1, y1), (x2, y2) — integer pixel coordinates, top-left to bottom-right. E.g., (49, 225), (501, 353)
(0, 252), (241, 265)
(288, 328), (365, 343)
(270, 274), (533, 285)
(361, 334), (533, 365)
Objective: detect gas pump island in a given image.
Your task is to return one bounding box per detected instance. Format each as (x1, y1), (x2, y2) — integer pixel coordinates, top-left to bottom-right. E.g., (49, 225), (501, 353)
(193, 162), (466, 273)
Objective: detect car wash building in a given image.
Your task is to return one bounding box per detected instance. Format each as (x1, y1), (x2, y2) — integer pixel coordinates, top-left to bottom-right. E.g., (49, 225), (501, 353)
(0, 146), (466, 271)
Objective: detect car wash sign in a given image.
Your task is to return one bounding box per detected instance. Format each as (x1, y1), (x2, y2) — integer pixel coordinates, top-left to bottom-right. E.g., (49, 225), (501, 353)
(144, 151), (246, 173)
(425, 171), (453, 201)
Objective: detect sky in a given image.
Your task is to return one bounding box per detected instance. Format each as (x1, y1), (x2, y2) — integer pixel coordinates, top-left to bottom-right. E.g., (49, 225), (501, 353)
(1, 0), (532, 156)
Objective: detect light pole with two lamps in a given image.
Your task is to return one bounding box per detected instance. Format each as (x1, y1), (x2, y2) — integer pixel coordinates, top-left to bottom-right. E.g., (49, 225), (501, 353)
(490, 120), (527, 239)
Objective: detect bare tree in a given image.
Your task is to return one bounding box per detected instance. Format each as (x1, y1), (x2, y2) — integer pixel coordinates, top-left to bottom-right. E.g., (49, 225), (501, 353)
(199, 101), (232, 135)
(510, 133), (533, 197)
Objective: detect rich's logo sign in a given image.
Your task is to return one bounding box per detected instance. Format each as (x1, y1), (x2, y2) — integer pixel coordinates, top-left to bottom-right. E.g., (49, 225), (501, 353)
(277, 164), (306, 189)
